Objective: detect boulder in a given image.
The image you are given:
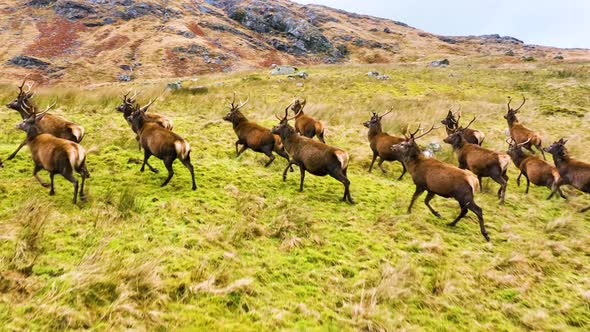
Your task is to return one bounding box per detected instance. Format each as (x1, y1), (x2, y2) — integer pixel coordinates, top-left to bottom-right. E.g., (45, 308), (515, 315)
(54, 0), (96, 20)
(429, 59), (450, 67)
(383, 27), (392, 34)
(554, 55), (564, 60)
(117, 73), (132, 82)
(7, 55), (51, 70)
(271, 65), (298, 75)
(167, 81), (182, 90)
(367, 71), (379, 77)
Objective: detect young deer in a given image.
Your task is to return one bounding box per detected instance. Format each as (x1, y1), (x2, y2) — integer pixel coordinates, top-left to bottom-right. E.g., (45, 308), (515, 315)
(441, 107), (485, 145)
(444, 118), (510, 204)
(506, 138), (565, 199)
(16, 104), (90, 204)
(504, 96), (546, 159)
(391, 124), (489, 241)
(290, 99), (325, 142)
(272, 103), (354, 204)
(363, 109), (406, 179)
(128, 106), (196, 190)
(5, 77), (85, 160)
(223, 93), (292, 169)
(544, 139), (590, 211)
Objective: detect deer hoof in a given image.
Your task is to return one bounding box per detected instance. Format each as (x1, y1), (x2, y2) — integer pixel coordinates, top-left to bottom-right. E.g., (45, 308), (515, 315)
(151, 168), (159, 174)
(434, 212), (441, 218)
(49, 190), (55, 196)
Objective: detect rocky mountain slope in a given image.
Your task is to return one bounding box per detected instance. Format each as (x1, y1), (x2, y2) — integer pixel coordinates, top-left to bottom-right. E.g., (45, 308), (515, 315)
(1, 0), (588, 83)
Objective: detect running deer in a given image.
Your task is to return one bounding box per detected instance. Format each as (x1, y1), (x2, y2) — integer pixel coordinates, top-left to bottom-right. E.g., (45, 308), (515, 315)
(16, 104), (90, 204)
(127, 108), (196, 190)
(5, 76), (85, 160)
(223, 93), (292, 169)
(506, 138), (565, 199)
(443, 118), (510, 204)
(363, 109), (406, 179)
(504, 96), (546, 159)
(441, 107), (485, 145)
(544, 139), (590, 212)
(391, 124), (489, 241)
(290, 99), (325, 142)
(272, 103), (354, 203)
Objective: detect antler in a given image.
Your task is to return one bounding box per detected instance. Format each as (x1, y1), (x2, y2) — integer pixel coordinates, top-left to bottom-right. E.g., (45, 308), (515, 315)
(379, 107), (394, 119)
(463, 117), (477, 130)
(229, 92), (237, 109)
(35, 101), (56, 117)
(17, 74), (30, 94)
(236, 95), (249, 110)
(514, 95), (526, 112)
(140, 99), (156, 112)
(414, 123), (439, 140)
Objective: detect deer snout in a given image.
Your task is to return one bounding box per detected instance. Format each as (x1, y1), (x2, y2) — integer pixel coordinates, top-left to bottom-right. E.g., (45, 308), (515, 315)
(222, 113), (231, 121)
(363, 121), (370, 128)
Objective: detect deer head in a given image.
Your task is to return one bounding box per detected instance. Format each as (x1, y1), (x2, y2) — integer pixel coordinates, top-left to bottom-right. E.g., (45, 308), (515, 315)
(222, 92), (250, 123)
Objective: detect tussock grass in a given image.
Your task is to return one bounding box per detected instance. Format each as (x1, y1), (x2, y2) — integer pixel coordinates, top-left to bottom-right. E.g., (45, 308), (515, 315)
(1, 62), (590, 330)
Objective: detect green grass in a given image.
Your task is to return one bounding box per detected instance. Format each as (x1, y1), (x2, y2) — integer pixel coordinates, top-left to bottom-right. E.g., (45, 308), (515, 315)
(1, 61), (590, 331)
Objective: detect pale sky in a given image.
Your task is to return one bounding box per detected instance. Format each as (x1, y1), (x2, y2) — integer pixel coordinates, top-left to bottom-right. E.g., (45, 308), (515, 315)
(293, 0), (590, 49)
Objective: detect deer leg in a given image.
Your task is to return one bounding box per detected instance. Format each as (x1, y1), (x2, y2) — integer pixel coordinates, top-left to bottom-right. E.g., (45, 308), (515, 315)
(236, 141), (247, 157)
(7, 140), (27, 160)
(141, 150), (159, 173)
(557, 187), (567, 199)
(397, 162), (407, 181)
(407, 187), (425, 214)
(180, 155), (197, 191)
(491, 173), (507, 204)
(424, 191), (441, 218)
(448, 201), (468, 227)
(332, 169), (354, 204)
(62, 172), (79, 204)
(298, 166), (306, 192)
(33, 164), (50, 188)
(161, 158), (175, 187)
(537, 144), (547, 160)
(525, 175), (530, 194)
(317, 130), (326, 143)
(516, 171), (522, 187)
(79, 174), (87, 201)
(467, 201), (489, 242)
(368, 152), (377, 173)
(263, 148), (275, 167)
(580, 206), (590, 213)
(478, 176), (484, 192)
(275, 147), (293, 172)
(49, 173), (56, 196)
(282, 161), (296, 181)
(378, 158), (387, 174)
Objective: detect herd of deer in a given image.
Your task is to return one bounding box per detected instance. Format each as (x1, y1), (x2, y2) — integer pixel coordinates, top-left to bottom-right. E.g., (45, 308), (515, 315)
(3, 77), (590, 241)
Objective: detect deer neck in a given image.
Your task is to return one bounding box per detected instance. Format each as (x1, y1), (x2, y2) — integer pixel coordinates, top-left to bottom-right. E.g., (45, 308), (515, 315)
(552, 151), (570, 168)
(232, 114), (248, 130)
(368, 123), (383, 140)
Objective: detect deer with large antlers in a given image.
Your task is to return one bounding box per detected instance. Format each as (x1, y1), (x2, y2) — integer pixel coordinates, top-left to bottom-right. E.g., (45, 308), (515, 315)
(363, 109), (406, 179)
(441, 107), (485, 145)
(16, 104), (90, 204)
(272, 103), (354, 203)
(290, 99), (326, 142)
(504, 96), (546, 159)
(117, 91), (173, 131)
(506, 138), (565, 199)
(223, 93), (292, 169)
(444, 117), (510, 204)
(391, 124), (490, 241)
(127, 107), (197, 190)
(5, 76), (85, 160)
(544, 139), (590, 211)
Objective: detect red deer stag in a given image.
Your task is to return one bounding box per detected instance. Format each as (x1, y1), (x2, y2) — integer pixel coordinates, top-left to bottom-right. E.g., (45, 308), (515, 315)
(5, 76), (85, 160)
(544, 139), (590, 212)
(441, 107), (485, 145)
(16, 104), (90, 204)
(272, 103), (354, 204)
(504, 96), (546, 159)
(506, 138), (565, 199)
(223, 93), (292, 170)
(443, 118), (510, 204)
(391, 124), (489, 241)
(363, 109), (406, 179)
(290, 99), (325, 142)
(117, 91), (173, 130)
(128, 105), (196, 190)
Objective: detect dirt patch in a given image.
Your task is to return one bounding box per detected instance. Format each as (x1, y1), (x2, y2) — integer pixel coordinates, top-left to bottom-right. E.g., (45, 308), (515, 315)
(186, 22), (205, 37)
(24, 17), (87, 58)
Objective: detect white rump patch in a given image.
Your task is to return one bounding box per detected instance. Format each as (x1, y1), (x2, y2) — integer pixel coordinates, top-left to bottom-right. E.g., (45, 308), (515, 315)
(498, 154), (511, 172)
(335, 150), (349, 169)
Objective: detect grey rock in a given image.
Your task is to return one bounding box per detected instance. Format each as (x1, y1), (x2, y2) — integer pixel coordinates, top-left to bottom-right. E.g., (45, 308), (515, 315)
(505, 50), (515, 56)
(383, 27), (391, 33)
(7, 55), (51, 70)
(367, 71), (379, 77)
(119, 64), (132, 71)
(117, 73), (132, 81)
(271, 65), (298, 75)
(430, 59), (450, 67)
(376, 75), (390, 80)
(167, 81), (182, 90)
(554, 55), (564, 60)
(54, 0), (96, 20)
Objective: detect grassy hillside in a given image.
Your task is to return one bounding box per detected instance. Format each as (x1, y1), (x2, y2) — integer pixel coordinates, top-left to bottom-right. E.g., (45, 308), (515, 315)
(1, 61), (590, 331)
